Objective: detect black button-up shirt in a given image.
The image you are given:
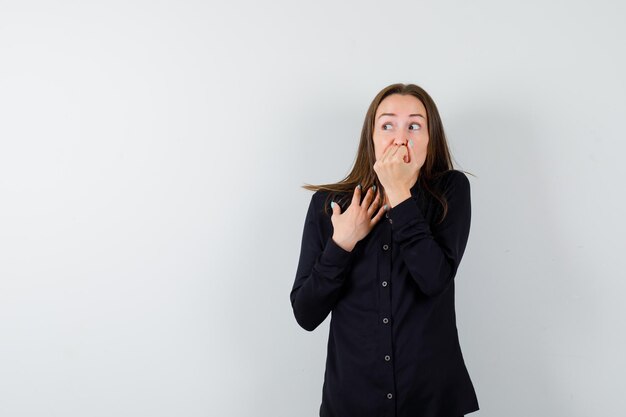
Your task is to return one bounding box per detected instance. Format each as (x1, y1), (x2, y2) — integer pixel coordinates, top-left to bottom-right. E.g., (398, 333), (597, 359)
(290, 170), (480, 417)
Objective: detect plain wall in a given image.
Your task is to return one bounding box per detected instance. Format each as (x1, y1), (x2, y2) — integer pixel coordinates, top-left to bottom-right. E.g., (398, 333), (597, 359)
(1, 1), (624, 416)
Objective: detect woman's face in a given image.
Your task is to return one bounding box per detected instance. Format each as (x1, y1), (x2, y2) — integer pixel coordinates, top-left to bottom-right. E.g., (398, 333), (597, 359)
(372, 93), (429, 163)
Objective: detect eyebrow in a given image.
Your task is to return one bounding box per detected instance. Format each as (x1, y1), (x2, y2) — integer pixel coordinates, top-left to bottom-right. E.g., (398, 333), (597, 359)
(378, 112), (426, 120)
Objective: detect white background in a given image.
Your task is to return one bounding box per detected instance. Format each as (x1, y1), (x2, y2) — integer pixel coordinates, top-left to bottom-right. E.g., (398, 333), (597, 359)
(1, 1), (625, 416)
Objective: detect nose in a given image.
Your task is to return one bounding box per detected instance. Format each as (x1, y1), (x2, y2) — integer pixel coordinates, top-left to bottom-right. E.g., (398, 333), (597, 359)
(393, 136), (408, 146)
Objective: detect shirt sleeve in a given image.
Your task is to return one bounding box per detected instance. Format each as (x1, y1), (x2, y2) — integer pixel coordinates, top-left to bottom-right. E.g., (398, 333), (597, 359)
(289, 192), (356, 331)
(387, 171), (471, 297)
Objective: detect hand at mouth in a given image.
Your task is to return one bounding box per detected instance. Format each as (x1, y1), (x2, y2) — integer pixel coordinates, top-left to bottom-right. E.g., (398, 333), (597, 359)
(403, 144), (410, 163)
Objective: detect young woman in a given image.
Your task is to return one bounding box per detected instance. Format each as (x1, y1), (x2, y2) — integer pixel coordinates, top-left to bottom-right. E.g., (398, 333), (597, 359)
(289, 83), (479, 417)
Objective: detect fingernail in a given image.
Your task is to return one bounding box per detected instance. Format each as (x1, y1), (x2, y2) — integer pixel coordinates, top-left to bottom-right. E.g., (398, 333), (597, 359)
(409, 139), (414, 147)
(372, 185), (376, 191)
(357, 183), (361, 189)
(383, 204), (388, 211)
(330, 201), (335, 209)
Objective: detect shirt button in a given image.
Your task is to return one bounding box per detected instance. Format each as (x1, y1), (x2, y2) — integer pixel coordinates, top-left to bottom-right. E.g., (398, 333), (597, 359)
(382, 244), (389, 251)
(382, 317), (389, 324)
(384, 355), (391, 361)
(387, 393), (393, 399)
(382, 281), (388, 287)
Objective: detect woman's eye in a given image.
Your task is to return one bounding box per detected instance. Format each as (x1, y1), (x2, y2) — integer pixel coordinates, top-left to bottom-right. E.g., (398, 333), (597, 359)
(381, 123), (421, 130)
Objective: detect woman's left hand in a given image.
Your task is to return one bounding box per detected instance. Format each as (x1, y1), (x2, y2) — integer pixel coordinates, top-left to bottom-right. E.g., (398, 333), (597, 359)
(374, 140), (425, 205)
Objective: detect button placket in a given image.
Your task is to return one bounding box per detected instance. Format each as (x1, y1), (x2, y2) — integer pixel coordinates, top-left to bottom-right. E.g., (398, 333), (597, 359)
(378, 220), (396, 410)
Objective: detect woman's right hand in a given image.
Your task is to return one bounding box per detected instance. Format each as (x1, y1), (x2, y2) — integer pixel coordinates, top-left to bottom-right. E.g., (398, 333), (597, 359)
(330, 185), (387, 252)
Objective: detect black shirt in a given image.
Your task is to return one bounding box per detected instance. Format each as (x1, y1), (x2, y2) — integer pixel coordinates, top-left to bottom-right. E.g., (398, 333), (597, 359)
(290, 169), (480, 417)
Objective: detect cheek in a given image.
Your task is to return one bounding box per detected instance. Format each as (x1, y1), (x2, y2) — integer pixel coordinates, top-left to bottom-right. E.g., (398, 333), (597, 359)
(373, 138), (386, 159)
(418, 135), (429, 150)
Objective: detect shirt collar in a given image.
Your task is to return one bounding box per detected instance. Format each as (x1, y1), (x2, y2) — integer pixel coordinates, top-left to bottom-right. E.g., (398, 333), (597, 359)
(410, 178), (420, 197)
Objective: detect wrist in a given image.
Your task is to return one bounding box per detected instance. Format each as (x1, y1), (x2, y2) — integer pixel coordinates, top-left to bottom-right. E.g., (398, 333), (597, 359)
(332, 235), (356, 252)
(385, 190), (412, 208)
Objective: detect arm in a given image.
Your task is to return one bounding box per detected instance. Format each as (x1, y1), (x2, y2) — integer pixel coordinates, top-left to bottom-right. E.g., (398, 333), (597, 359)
(387, 171), (471, 297)
(289, 193), (355, 331)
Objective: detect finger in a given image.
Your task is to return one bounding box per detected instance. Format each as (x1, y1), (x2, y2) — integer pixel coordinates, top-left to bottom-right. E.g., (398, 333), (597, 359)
(395, 144), (412, 165)
(351, 183), (362, 207)
(386, 144), (403, 165)
(407, 139), (416, 164)
(402, 142), (411, 163)
(370, 200), (386, 225)
(367, 190), (381, 217)
(395, 144), (408, 163)
(381, 143), (398, 164)
(361, 185), (375, 208)
(330, 200), (341, 217)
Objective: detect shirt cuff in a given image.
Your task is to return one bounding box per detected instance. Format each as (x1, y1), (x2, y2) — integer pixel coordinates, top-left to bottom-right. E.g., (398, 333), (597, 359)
(319, 236), (355, 270)
(387, 196), (432, 237)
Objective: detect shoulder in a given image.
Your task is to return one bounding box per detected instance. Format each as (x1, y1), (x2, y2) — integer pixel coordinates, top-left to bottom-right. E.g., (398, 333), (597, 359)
(311, 189), (351, 211)
(307, 189), (352, 230)
(442, 169), (469, 183)
(440, 169), (470, 192)
(439, 171), (471, 210)
(304, 190), (337, 237)
(311, 189), (329, 208)
(427, 170), (470, 206)
(308, 190), (332, 219)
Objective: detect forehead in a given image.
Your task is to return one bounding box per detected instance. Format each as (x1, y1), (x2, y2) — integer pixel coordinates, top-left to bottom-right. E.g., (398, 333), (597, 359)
(376, 94), (427, 119)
